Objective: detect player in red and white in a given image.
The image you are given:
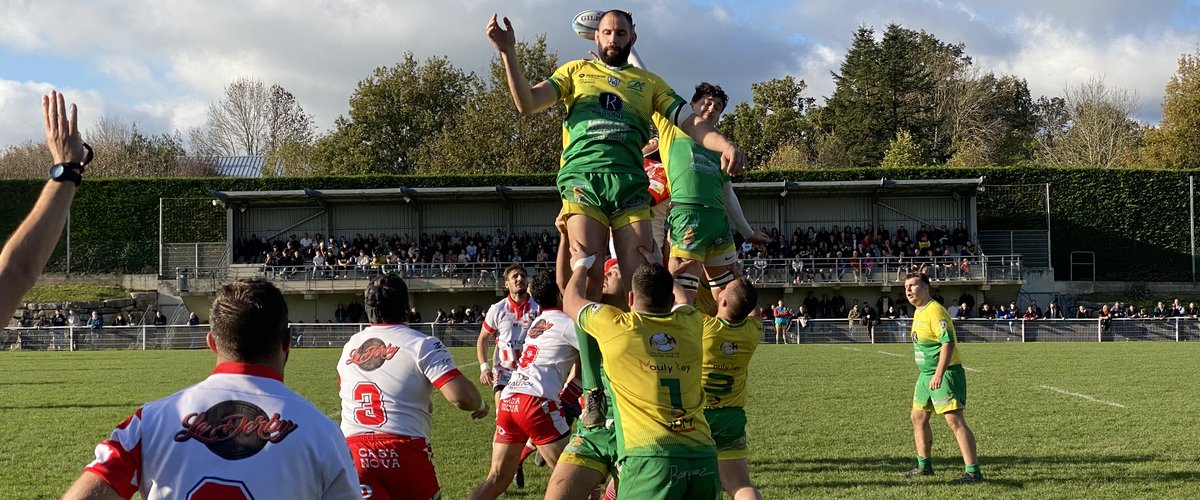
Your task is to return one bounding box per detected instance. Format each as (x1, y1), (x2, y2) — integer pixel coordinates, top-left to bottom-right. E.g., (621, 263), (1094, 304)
(476, 264), (539, 400)
(64, 279), (360, 500)
(469, 269), (580, 499)
(340, 274), (489, 500)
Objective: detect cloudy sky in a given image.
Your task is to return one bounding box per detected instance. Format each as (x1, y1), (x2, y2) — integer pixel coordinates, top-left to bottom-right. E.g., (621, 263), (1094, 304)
(1, 0), (1198, 152)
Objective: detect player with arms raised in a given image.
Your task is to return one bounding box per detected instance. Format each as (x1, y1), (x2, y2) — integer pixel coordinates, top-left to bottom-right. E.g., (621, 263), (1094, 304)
(340, 274), (488, 500)
(470, 269), (580, 499)
(902, 272), (982, 483)
(485, 9), (747, 298)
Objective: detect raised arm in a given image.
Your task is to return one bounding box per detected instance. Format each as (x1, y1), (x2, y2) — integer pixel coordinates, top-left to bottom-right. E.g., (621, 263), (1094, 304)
(723, 181), (769, 245)
(563, 251), (596, 321)
(0, 91), (85, 324)
(486, 14), (558, 115)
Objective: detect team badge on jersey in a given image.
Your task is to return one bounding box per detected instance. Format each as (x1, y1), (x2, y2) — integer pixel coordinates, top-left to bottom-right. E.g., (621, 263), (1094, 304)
(527, 319), (554, 339)
(174, 400), (299, 460)
(650, 333), (677, 352)
(608, 76), (620, 87)
(346, 338), (401, 371)
(721, 341), (738, 355)
(938, 320), (948, 334)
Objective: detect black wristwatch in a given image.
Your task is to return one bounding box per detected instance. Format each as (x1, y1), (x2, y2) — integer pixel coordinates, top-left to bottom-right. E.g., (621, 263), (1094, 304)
(49, 163), (83, 186)
(48, 142), (93, 186)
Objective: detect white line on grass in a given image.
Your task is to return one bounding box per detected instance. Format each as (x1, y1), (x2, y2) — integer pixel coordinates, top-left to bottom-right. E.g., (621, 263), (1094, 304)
(963, 366), (981, 372)
(842, 347), (862, 352)
(876, 351), (903, 357)
(1039, 385), (1126, 408)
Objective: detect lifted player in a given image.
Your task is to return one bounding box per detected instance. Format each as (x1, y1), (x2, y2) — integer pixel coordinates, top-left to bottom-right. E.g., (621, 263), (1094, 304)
(340, 274), (488, 499)
(486, 10), (747, 299)
(470, 270), (579, 499)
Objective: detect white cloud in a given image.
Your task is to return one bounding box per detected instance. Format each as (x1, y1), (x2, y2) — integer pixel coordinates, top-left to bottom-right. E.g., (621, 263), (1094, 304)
(0, 81), (106, 151)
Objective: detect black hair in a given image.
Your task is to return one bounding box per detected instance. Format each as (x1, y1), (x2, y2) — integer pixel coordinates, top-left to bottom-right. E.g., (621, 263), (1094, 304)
(364, 273), (410, 324)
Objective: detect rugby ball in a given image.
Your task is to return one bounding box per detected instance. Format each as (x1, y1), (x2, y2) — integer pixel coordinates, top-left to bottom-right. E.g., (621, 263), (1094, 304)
(572, 10), (603, 40)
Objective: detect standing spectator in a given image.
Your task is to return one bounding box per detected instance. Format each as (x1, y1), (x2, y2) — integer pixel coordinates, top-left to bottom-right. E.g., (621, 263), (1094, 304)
(335, 303), (347, 323)
(434, 308), (448, 323)
(112, 313), (128, 327)
(1022, 306), (1038, 321)
(64, 279), (361, 499)
(978, 304), (992, 319)
(67, 308), (80, 328)
(956, 303), (970, 321)
(51, 309), (68, 350)
(187, 312), (201, 326)
(152, 310), (168, 326)
(339, 275), (486, 500)
(861, 304), (879, 340)
(772, 300), (791, 344)
(796, 305), (812, 334)
(847, 304), (861, 335)
(409, 307), (423, 324)
(1153, 301), (1168, 319)
(1044, 302), (1063, 319)
(1099, 304), (1113, 331)
(1076, 304), (1090, 319)
(86, 311), (103, 346)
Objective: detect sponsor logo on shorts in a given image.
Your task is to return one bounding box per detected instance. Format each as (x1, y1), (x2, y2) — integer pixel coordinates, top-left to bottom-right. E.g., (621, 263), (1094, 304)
(346, 338), (400, 371)
(650, 333), (677, 352)
(174, 400), (298, 460)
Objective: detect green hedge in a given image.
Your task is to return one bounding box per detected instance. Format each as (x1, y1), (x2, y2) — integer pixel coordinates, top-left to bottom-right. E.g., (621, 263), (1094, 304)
(1, 167), (1196, 280)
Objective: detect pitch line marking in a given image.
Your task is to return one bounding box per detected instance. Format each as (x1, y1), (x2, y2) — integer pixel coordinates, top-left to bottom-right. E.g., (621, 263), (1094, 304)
(876, 351), (903, 357)
(1039, 385), (1126, 408)
(842, 347), (862, 352)
(963, 366), (981, 372)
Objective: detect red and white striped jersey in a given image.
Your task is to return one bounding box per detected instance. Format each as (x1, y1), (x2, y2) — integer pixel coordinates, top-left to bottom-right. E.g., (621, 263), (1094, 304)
(338, 324), (462, 439)
(483, 296), (539, 371)
(502, 308), (579, 400)
(83, 363), (360, 500)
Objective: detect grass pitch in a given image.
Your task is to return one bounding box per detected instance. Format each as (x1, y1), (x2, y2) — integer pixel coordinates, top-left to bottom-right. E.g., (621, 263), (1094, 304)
(3, 342), (1200, 499)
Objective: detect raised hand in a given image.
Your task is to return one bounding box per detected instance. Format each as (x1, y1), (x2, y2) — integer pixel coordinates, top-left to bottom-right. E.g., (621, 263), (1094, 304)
(42, 90), (84, 165)
(485, 14), (516, 53)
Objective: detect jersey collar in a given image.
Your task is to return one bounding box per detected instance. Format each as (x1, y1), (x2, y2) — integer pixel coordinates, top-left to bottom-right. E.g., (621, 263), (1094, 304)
(213, 362), (284, 382)
(507, 295), (533, 315)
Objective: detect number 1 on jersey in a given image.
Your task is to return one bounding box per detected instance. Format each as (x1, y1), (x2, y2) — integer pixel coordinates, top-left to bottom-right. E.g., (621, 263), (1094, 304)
(353, 382), (387, 426)
(659, 378), (683, 412)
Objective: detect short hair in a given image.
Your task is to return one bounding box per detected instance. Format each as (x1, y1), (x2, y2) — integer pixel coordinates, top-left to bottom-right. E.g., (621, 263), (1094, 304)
(209, 278), (289, 363)
(528, 269), (560, 308)
(503, 264), (526, 280)
(631, 263), (674, 309)
(600, 9), (634, 28)
(364, 273), (410, 324)
(723, 278), (758, 321)
(692, 82), (728, 108)
(904, 272), (931, 286)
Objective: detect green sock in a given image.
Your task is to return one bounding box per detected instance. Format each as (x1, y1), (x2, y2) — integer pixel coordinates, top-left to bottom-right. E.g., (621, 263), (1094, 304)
(965, 463), (980, 474)
(917, 456), (931, 470)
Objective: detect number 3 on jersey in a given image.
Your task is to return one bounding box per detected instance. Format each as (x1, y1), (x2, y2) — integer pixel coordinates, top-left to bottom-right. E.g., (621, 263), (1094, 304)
(353, 382), (387, 426)
(518, 345), (539, 369)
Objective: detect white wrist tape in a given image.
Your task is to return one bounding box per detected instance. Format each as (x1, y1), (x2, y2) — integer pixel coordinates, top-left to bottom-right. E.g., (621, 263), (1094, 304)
(480, 362), (490, 372)
(572, 254), (597, 271)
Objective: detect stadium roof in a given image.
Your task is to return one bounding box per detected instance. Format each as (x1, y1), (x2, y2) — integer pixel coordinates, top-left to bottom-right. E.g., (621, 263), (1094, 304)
(183, 155), (284, 178)
(210, 177), (985, 207)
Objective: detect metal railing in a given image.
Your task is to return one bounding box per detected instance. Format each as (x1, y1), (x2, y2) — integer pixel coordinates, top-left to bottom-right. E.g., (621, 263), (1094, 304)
(172, 254), (1024, 293)
(5, 317), (1197, 352)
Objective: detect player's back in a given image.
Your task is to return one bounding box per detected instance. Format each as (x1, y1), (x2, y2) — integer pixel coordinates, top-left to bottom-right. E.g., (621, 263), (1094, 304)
(502, 308), (579, 400)
(338, 324), (461, 439)
(129, 368), (358, 499)
(701, 315), (762, 409)
(579, 303), (715, 458)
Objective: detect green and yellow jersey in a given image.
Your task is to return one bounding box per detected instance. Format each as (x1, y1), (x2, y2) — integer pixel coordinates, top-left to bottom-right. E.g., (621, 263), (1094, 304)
(701, 315), (761, 409)
(652, 113), (728, 207)
(547, 60), (687, 176)
(911, 301), (961, 374)
(577, 302), (715, 459)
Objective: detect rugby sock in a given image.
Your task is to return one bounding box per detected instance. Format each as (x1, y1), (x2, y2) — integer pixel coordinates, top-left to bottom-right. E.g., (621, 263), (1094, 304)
(519, 443), (537, 462)
(965, 463), (980, 474)
(917, 456), (932, 470)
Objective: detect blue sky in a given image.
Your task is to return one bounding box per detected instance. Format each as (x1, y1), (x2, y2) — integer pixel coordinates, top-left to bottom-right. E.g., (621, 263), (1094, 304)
(1, 0), (1197, 152)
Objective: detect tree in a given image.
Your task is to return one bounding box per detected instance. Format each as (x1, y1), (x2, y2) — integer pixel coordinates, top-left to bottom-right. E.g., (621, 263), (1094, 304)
(719, 76), (815, 168)
(312, 54), (481, 174)
(1141, 49), (1200, 169)
(412, 36), (563, 174)
(881, 130), (923, 167)
(1038, 78), (1142, 167)
(761, 141), (811, 170)
(190, 78), (315, 165)
(83, 116), (201, 177)
(811, 132), (852, 169)
(0, 141), (50, 179)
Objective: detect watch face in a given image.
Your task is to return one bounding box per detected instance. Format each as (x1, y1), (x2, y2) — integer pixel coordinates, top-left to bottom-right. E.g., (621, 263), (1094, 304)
(50, 165), (65, 178)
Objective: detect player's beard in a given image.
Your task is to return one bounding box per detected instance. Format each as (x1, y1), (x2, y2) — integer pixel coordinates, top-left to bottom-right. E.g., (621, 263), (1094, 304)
(598, 41), (632, 66)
